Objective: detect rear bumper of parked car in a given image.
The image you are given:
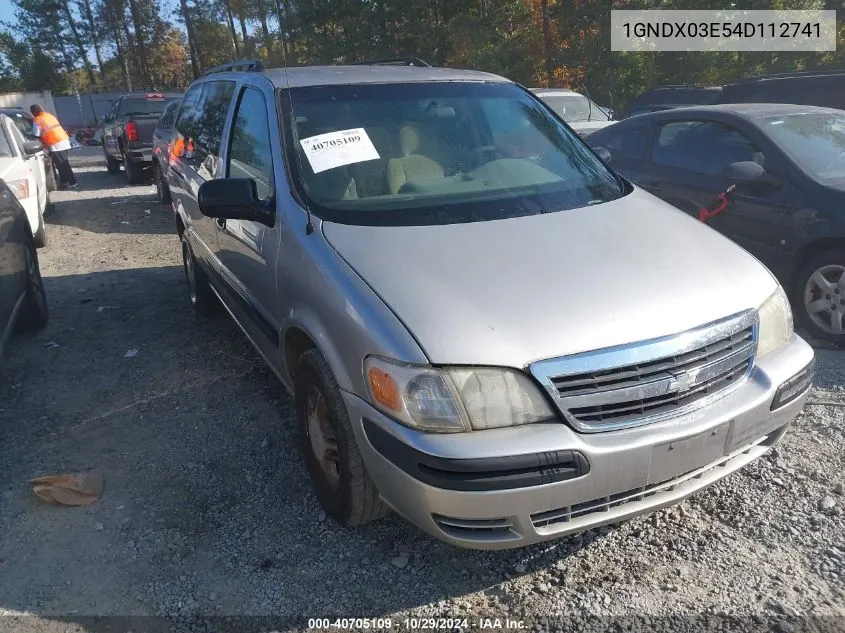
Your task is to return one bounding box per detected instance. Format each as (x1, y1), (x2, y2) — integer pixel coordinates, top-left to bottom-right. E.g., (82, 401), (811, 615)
(125, 148), (153, 165)
(344, 334), (814, 549)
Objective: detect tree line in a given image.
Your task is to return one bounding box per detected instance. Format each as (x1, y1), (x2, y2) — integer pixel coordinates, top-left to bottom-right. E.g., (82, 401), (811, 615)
(1, 0), (843, 109)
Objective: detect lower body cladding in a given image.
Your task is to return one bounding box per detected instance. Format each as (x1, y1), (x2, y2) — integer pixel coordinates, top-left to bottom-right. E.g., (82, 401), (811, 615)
(344, 335), (815, 549)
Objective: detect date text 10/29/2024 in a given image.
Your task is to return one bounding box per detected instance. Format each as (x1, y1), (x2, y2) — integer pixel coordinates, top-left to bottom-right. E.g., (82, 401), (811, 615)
(306, 618), (527, 630)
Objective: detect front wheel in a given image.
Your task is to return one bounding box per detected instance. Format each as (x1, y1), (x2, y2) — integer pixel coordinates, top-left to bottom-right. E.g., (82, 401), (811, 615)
(33, 207), (48, 248)
(295, 348), (388, 526)
(15, 236), (49, 333)
(795, 250), (845, 345)
(180, 233), (219, 316)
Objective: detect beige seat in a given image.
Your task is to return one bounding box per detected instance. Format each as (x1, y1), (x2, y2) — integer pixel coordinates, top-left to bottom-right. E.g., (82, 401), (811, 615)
(350, 126), (393, 198)
(387, 123), (445, 194)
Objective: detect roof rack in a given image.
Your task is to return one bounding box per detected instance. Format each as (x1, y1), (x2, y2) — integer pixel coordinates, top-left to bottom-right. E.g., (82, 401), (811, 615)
(733, 69), (845, 83)
(202, 59), (265, 76)
(348, 57), (432, 67)
(649, 84), (721, 90)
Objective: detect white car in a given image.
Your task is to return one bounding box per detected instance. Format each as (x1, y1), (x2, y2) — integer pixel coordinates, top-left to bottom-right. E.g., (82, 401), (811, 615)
(531, 88), (616, 138)
(0, 114), (50, 247)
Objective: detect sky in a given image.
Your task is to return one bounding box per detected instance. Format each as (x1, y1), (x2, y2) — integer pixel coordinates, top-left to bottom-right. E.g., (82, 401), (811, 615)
(0, 0), (182, 32)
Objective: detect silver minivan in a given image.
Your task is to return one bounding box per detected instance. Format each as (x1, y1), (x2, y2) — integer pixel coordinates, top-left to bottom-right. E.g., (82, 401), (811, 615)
(168, 63), (815, 549)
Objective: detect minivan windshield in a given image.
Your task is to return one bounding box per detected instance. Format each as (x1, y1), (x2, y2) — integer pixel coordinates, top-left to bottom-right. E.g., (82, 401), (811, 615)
(763, 111), (845, 185)
(282, 82), (626, 226)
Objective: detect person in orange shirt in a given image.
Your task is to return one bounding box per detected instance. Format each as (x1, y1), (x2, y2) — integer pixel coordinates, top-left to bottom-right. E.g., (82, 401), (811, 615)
(30, 104), (78, 190)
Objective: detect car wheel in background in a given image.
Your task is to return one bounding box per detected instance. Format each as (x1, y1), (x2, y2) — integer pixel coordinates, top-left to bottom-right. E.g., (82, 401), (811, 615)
(796, 250), (845, 345)
(123, 151), (143, 185)
(104, 147), (120, 174)
(180, 233), (218, 316)
(154, 163), (171, 204)
(295, 348), (389, 526)
(15, 236), (49, 333)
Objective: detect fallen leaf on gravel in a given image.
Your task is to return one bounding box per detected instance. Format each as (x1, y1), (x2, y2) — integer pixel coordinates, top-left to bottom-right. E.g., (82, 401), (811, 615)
(31, 472), (103, 506)
(110, 200), (130, 205)
(43, 341), (59, 349)
(120, 221), (130, 225)
(97, 305), (120, 312)
(124, 349), (138, 358)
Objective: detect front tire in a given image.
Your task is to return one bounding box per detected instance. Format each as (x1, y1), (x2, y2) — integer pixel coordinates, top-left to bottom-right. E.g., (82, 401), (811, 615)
(16, 236), (49, 333)
(295, 348), (388, 527)
(795, 249), (845, 345)
(180, 233), (218, 316)
(33, 207), (48, 248)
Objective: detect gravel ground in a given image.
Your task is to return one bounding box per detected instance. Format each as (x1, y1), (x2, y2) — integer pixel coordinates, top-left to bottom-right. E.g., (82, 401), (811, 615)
(0, 148), (843, 633)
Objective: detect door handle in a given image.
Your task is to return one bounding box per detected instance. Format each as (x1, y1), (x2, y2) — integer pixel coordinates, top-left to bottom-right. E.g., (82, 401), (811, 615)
(216, 218), (226, 230)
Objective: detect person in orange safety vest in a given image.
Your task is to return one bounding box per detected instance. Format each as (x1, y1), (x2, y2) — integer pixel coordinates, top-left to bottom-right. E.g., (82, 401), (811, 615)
(30, 104), (78, 190)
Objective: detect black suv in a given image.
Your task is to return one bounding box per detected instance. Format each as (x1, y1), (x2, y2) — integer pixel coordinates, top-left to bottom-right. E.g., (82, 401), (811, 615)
(626, 71), (845, 118)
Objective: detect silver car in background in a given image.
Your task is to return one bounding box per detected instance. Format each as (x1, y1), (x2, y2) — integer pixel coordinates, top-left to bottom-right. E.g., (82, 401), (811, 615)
(170, 63), (815, 549)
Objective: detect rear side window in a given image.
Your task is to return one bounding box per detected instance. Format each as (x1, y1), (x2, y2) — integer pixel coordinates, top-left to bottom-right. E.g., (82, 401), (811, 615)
(157, 102), (179, 131)
(651, 120), (765, 176)
(193, 81), (236, 163)
(227, 87), (273, 201)
(598, 124), (647, 159)
(174, 84), (204, 146)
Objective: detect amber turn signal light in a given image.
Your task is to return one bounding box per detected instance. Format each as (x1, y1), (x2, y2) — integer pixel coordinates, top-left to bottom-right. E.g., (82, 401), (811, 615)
(368, 367), (400, 412)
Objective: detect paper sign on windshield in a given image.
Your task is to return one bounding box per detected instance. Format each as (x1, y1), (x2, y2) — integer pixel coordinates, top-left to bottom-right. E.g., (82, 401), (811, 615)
(299, 128), (380, 174)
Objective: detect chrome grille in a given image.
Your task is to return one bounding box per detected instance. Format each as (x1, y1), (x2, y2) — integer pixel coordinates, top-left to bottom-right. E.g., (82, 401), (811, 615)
(530, 310), (758, 433)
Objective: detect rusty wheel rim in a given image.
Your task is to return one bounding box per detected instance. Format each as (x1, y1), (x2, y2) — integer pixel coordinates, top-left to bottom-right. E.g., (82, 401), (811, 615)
(305, 385), (341, 490)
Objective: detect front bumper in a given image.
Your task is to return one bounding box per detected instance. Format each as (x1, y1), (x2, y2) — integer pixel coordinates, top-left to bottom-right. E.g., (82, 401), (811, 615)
(345, 334), (814, 549)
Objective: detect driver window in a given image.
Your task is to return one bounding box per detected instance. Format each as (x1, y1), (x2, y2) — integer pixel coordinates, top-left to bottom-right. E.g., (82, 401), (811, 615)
(227, 87), (273, 201)
(652, 120), (765, 176)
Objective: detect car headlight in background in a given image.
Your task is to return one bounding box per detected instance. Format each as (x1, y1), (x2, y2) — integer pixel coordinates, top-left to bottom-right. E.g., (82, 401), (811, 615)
(364, 357), (556, 433)
(757, 285), (793, 358)
(7, 179), (30, 200)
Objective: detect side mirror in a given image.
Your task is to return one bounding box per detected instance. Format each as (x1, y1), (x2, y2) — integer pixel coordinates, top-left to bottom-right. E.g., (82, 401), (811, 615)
(594, 146), (612, 163)
(198, 178), (272, 224)
(725, 161), (781, 191)
(22, 140), (42, 156)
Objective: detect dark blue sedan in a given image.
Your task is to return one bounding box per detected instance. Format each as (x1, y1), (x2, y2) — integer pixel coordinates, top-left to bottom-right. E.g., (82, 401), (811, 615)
(588, 103), (845, 345)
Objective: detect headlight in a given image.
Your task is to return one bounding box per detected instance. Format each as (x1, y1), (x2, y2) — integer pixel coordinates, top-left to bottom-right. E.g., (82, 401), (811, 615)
(7, 179), (30, 200)
(364, 357), (556, 433)
(757, 285), (793, 358)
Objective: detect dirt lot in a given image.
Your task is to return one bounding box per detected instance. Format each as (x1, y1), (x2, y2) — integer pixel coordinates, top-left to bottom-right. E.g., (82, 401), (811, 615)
(0, 148), (844, 633)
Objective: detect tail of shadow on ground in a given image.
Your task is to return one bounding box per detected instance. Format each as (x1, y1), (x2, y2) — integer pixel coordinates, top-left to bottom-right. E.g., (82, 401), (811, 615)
(0, 266), (614, 631)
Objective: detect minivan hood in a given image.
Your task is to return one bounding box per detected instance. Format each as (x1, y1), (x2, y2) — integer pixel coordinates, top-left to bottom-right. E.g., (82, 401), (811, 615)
(323, 188), (777, 368)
